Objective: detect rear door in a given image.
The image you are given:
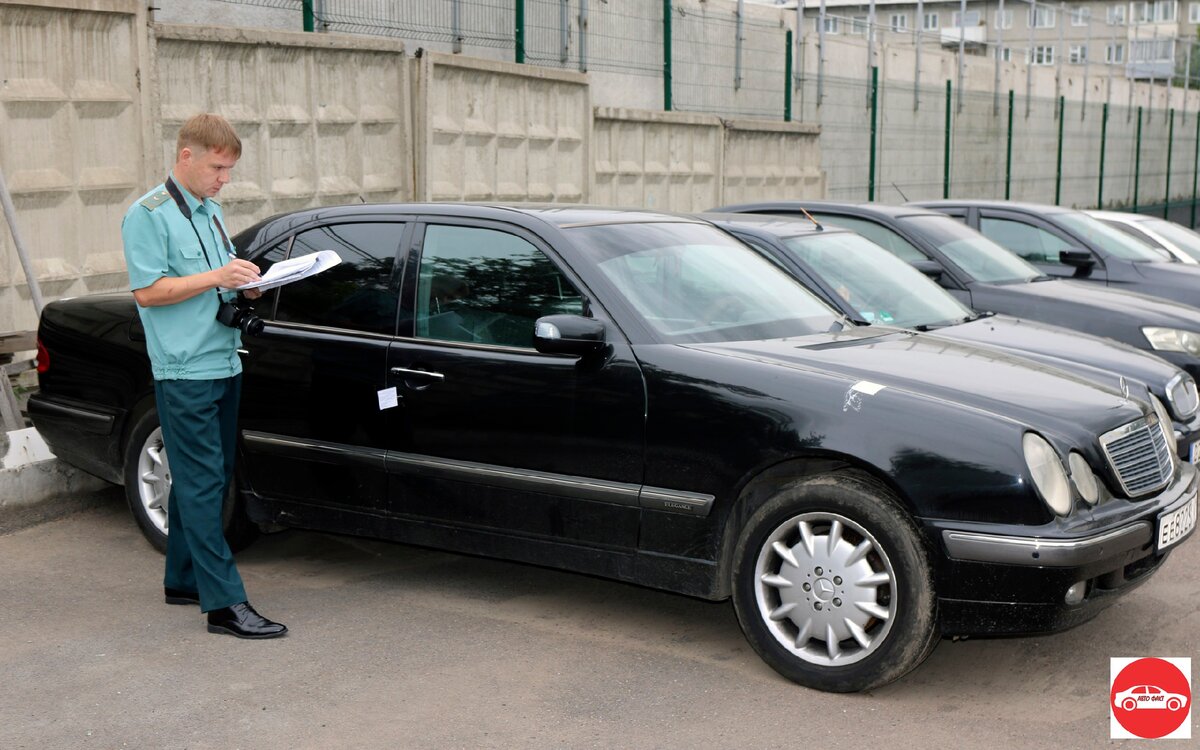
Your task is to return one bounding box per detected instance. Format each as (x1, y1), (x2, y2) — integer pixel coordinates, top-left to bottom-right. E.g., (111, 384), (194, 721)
(383, 217), (647, 550)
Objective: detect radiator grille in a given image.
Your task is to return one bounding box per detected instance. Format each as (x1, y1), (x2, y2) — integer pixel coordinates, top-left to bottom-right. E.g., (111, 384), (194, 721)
(1099, 417), (1174, 497)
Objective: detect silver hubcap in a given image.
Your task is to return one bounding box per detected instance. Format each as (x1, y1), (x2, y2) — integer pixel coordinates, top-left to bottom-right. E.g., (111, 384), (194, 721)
(136, 427), (171, 536)
(754, 512), (897, 666)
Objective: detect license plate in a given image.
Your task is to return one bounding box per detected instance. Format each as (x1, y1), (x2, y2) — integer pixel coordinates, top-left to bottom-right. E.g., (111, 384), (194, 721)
(1157, 493), (1197, 552)
(1190, 441), (1200, 464)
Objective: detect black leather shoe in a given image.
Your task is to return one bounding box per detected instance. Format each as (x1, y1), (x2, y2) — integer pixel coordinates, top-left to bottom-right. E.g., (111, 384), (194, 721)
(206, 602), (288, 639)
(164, 587), (200, 606)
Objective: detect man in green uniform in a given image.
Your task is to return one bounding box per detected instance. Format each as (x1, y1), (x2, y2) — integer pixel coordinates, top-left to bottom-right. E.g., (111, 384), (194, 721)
(121, 113), (286, 639)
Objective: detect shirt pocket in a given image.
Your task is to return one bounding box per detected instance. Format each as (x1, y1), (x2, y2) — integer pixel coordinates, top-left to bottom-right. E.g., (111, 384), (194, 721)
(174, 243), (207, 276)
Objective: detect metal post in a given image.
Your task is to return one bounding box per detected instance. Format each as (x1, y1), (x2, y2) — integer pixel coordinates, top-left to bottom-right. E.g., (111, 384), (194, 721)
(516, 0), (526, 63)
(868, 0), (877, 105)
(1055, 95), (1065, 204)
(1082, 11), (1091, 118)
(1099, 101), (1109, 206)
(1107, 30), (1115, 109)
(1149, 27), (1157, 117)
(1056, 2), (1065, 105)
(1135, 105), (1143, 212)
(452, 0), (463, 53)
(819, 0), (827, 106)
(302, 0), (314, 32)
(1166, 108), (1175, 218)
(736, 0), (745, 90)
(1006, 89), (1015, 198)
(561, 0), (570, 64)
(915, 0), (923, 111)
(1192, 109), (1200, 227)
(0, 168), (45, 315)
(579, 0), (589, 72)
(314, 0), (325, 32)
(786, 30), (794, 121)
(958, 0), (966, 113)
(663, 0), (673, 111)
(869, 66), (879, 200)
(945, 79), (953, 198)
(1026, 0), (1035, 117)
(994, 0), (1005, 115)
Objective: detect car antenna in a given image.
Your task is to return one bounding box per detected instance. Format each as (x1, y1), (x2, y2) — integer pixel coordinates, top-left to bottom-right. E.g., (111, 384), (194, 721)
(892, 183), (909, 202)
(798, 207), (823, 231)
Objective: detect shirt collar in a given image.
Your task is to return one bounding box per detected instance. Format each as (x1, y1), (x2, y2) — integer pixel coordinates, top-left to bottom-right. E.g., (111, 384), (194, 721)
(168, 173), (210, 215)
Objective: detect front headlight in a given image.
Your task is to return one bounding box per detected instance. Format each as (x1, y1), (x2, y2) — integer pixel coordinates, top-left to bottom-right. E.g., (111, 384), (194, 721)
(1023, 433), (1072, 516)
(1166, 373), (1199, 420)
(1067, 452), (1099, 505)
(1142, 327), (1200, 356)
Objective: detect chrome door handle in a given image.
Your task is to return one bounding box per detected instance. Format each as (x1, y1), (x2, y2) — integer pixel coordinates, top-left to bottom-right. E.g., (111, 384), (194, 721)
(390, 367), (445, 381)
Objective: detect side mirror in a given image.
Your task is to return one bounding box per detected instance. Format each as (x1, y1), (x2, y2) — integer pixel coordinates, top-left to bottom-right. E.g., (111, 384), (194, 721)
(1059, 249), (1096, 275)
(910, 259), (944, 282)
(533, 314), (606, 356)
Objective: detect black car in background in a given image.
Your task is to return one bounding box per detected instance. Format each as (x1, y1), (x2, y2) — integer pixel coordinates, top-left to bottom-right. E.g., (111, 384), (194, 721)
(913, 200), (1200, 310)
(705, 214), (1200, 459)
(712, 201), (1200, 392)
(29, 204), (1197, 693)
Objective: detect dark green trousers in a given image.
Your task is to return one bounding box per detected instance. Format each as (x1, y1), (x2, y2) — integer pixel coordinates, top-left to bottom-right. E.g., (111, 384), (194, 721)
(154, 375), (247, 612)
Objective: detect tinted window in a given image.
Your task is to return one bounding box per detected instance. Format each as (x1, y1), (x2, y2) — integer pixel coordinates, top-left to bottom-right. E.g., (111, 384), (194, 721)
(1056, 212), (1171, 261)
(414, 224), (584, 348)
(273, 223), (402, 335)
(808, 214), (927, 262)
(978, 216), (1072, 264)
(1141, 217), (1200, 261)
(905, 215), (1042, 283)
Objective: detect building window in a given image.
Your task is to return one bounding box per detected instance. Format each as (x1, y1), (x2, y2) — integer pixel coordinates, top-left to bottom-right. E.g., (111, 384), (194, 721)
(1154, 0), (1177, 22)
(1106, 43), (1126, 63)
(1069, 45), (1088, 63)
(953, 9), (981, 26)
(1108, 5), (1127, 24)
(820, 16), (839, 34)
(1030, 6), (1057, 28)
(1071, 8), (1091, 26)
(924, 12), (940, 30)
(1191, 2), (1200, 22)
(851, 16), (868, 35)
(1132, 2), (1153, 24)
(1030, 45), (1055, 65)
(1001, 47), (1013, 62)
(1131, 38), (1175, 61)
(995, 9), (1013, 29)
(890, 13), (909, 31)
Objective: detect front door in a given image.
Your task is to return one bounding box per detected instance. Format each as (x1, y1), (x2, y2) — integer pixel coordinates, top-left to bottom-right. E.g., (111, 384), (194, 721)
(977, 211), (1109, 284)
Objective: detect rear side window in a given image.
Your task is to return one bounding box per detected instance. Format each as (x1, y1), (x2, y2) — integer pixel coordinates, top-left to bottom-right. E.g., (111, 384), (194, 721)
(808, 214), (927, 263)
(273, 223), (403, 335)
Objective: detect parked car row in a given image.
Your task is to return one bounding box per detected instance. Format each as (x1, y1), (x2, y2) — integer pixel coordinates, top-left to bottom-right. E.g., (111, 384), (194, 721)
(29, 199), (1199, 694)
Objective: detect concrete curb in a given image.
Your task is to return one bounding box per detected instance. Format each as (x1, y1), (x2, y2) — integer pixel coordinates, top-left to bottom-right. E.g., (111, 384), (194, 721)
(0, 427), (120, 534)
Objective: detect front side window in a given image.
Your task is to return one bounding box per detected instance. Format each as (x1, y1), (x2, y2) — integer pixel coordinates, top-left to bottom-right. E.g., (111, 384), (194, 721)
(273, 223), (402, 335)
(977, 216), (1072, 267)
(905, 215), (1044, 283)
(571, 222), (840, 343)
(414, 225), (584, 348)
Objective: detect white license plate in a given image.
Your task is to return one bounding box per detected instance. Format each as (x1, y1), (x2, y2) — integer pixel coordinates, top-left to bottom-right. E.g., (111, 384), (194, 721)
(1157, 493), (1197, 552)
(1190, 441), (1200, 464)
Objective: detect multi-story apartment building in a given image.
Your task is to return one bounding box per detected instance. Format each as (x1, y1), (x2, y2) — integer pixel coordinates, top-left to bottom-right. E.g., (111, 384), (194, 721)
(755, 0), (1197, 80)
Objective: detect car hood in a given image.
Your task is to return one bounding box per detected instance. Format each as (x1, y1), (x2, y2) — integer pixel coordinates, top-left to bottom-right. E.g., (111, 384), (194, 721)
(691, 328), (1147, 437)
(973, 278), (1200, 329)
(1132, 261), (1200, 301)
(931, 315), (1181, 397)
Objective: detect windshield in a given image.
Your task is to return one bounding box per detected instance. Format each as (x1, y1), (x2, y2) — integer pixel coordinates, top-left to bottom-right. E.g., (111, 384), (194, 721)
(1140, 217), (1200, 262)
(898, 215), (1042, 283)
(1056, 212), (1172, 261)
(781, 232), (972, 328)
(570, 222), (842, 343)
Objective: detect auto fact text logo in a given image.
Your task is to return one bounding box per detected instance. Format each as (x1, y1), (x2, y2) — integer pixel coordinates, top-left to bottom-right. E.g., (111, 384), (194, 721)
(1110, 657), (1192, 740)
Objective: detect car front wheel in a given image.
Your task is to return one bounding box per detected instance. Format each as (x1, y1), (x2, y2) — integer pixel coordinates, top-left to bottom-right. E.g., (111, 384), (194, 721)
(122, 406), (258, 554)
(731, 472), (939, 692)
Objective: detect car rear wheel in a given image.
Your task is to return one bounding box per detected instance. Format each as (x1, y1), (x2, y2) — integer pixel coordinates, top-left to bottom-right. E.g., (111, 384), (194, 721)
(1122, 698), (1137, 711)
(122, 405), (258, 554)
(731, 472), (939, 692)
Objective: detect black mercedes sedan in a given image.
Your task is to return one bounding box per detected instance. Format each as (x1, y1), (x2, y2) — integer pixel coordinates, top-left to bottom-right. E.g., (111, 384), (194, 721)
(913, 199), (1200, 309)
(30, 204), (1197, 693)
(705, 214), (1200, 460)
(711, 201), (1200, 394)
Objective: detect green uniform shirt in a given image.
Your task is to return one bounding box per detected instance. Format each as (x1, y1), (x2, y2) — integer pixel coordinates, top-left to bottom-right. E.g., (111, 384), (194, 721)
(121, 179), (242, 381)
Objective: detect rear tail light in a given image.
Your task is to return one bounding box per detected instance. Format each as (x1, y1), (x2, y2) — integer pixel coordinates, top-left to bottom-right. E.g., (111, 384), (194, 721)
(36, 337), (49, 374)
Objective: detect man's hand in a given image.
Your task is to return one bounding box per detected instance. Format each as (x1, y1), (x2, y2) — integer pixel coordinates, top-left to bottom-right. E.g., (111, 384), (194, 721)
(213, 259), (261, 289)
(243, 287), (263, 300)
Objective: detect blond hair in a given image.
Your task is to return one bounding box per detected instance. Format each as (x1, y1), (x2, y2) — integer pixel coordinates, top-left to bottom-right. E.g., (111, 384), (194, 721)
(176, 113), (242, 158)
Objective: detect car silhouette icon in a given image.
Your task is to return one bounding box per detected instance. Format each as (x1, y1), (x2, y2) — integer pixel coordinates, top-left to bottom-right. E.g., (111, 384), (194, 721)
(1114, 685), (1189, 712)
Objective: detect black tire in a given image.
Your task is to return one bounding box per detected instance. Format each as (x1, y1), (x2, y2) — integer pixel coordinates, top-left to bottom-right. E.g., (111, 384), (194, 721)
(730, 471), (939, 692)
(121, 405), (258, 554)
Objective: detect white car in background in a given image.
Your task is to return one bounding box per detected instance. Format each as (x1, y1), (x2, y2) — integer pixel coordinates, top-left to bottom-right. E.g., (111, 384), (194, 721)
(1089, 210), (1200, 265)
(1113, 685), (1190, 712)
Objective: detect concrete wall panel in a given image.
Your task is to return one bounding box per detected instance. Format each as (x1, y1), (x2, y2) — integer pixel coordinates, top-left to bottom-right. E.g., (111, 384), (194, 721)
(723, 120), (824, 204)
(416, 52), (590, 203)
(593, 108), (722, 212)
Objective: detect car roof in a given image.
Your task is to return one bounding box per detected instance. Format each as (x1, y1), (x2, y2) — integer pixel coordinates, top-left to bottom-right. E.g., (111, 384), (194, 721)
(913, 199), (1072, 215)
(715, 200), (944, 221)
(1086, 209), (1148, 223)
(700, 212), (853, 239)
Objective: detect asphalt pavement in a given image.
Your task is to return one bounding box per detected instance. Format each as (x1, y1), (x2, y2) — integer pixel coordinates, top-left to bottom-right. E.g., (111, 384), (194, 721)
(1, 492), (1196, 749)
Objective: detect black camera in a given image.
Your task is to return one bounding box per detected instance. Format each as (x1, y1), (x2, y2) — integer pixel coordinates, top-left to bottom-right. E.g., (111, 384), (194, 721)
(216, 300), (264, 336)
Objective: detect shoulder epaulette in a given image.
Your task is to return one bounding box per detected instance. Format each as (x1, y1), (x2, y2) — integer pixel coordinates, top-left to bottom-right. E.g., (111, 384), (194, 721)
(139, 190), (171, 211)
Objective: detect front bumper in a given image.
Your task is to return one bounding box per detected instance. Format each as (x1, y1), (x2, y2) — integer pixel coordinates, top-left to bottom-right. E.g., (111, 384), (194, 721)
(928, 464), (1197, 637)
